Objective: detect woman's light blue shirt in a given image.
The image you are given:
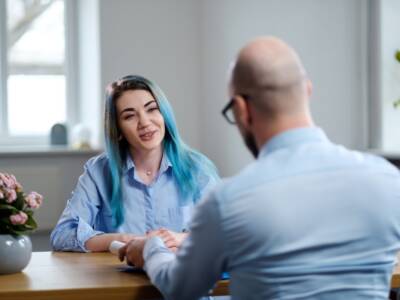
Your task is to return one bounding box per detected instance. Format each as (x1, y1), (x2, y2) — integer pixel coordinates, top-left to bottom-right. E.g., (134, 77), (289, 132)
(50, 152), (217, 252)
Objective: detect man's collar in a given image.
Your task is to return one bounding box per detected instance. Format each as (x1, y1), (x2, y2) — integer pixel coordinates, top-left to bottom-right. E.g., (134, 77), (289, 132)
(258, 127), (329, 158)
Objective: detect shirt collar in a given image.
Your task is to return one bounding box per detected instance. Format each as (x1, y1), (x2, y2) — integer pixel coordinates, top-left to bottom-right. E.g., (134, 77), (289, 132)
(159, 152), (173, 174)
(122, 151), (172, 174)
(258, 127), (329, 158)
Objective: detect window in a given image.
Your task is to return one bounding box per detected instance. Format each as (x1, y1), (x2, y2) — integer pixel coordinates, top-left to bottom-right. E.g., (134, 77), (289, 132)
(0, 0), (76, 146)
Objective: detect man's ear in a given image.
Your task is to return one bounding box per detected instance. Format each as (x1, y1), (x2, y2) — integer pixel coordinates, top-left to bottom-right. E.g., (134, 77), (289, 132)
(306, 79), (313, 98)
(233, 95), (251, 130)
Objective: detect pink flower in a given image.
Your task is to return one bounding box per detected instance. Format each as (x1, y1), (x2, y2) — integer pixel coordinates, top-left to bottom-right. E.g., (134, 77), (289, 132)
(10, 174), (22, 190)
(25, 191), (43, 209)
(5, 189), (17, 203)
(9, 211), (28, 225)
(0, 173), (10, 188)
(0, 173), (21, 189)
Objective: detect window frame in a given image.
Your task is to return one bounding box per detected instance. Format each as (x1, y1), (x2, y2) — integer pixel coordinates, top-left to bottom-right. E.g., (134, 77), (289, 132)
(0, 0), (79, 147)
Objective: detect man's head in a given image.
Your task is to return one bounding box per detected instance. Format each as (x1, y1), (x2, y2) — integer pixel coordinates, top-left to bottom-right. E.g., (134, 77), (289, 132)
(225, 36), (314, 157)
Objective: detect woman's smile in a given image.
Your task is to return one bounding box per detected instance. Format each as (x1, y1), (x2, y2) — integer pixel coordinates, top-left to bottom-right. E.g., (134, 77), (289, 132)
(139, 129), (157, 141)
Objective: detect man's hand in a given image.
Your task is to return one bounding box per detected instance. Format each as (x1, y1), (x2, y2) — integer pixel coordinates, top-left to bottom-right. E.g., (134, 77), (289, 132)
(118, 237), (147, 268)
(147, 228), (188, 253)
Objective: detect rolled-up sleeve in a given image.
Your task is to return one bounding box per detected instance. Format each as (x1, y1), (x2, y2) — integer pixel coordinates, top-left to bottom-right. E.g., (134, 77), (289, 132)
(143, 192), (227, 300)
(50, 161), (105, 252)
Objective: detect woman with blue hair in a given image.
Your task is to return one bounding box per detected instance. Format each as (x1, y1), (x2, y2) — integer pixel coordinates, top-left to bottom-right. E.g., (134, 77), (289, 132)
(51, 75), (219, 252)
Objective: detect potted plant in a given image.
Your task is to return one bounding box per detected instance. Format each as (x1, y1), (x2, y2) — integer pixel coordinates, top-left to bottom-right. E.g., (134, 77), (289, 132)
(0, 172), (43, 274)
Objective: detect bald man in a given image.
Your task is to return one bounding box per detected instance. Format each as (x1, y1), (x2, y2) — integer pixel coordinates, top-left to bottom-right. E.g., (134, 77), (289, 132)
(120, 37), (400, 300)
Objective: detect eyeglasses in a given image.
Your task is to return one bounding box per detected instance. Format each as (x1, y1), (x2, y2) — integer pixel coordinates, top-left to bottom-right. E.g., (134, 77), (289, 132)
(221, 95), (250, 124)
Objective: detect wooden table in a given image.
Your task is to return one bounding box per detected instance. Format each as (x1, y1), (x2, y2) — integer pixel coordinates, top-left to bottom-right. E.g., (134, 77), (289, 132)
(392, 256), (400, 288)
(0, 252), (229, 300)
(1, 252), (399, 299)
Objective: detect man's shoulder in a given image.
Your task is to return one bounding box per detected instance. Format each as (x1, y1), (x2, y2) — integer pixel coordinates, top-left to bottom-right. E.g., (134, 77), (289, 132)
(213, 160), (261, 202)
(344, 149), (399, 175)
(214, 146), (399, 203)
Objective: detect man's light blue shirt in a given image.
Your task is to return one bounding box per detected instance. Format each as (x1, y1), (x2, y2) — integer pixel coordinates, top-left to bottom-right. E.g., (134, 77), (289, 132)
(50, 152), (216, 252)
(143, 127), (400, 300)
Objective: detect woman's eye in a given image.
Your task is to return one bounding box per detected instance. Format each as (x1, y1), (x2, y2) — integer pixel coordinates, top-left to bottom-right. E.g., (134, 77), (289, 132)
(123, 114), (136, 120)
(148, 107), (159, 112)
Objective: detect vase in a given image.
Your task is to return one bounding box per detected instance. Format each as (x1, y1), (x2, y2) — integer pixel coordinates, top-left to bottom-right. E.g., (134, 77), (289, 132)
(0, 234), (32, 274)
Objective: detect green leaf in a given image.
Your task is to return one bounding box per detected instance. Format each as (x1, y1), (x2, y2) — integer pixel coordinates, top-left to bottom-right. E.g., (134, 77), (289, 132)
(0, 223), (25, 235)
(8, 228), (26, 236)
(394, 98), (400, 109)
(0, 204), (19, 213)
(14, 192), (25, 210)
(25, 215), (37, 230)
(0, 216), (12, 224)
(396, 50), (400, 63)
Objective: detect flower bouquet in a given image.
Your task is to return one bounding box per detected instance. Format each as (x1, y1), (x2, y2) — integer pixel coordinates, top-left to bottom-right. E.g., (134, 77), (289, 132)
(0, 172), (43, 274)
(0, 172), (43, 235)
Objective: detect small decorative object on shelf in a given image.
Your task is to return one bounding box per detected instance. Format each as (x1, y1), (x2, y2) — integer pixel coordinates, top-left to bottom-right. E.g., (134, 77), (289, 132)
(71, 124), (92, 150)
(50, 123), (68, 145)
(0, 172), (43, 274)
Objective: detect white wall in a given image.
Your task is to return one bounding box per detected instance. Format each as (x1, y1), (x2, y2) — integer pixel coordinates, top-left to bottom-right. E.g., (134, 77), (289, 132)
(200, 0), (368, 175)
(97, 0), (202, 149)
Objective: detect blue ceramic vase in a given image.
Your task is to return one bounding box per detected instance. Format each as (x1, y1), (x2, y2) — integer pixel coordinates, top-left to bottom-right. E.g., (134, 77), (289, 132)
(0, 234), (32, 274)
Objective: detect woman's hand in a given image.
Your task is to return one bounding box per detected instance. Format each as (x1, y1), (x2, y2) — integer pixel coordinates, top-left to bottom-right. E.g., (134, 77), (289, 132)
(147, 228), (188, 252)
(117, 233), (139, 244)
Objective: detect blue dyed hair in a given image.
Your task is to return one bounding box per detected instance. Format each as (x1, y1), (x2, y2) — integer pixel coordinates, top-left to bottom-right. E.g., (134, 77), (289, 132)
(104, 75), (219, 227)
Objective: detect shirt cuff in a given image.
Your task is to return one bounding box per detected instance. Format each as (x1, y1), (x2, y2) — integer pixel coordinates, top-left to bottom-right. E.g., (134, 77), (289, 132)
(143, 236), (167, 259)
(76, 217), (104, 252)
(143, 236), (175, 272)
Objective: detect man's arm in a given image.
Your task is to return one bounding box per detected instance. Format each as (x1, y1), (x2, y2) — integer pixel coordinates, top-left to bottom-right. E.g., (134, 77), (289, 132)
(144, 193), (227, 300)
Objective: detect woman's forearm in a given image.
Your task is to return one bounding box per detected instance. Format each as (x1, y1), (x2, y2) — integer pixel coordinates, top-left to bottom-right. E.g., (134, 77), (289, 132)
(85, 233), (138, 252)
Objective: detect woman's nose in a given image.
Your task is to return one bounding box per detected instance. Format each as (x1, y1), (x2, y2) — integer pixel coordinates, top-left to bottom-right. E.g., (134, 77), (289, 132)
(138, 112), (151, 127)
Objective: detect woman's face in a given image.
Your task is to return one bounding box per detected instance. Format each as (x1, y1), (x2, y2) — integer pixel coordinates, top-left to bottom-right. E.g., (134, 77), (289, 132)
(116, 89), (165, 153)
